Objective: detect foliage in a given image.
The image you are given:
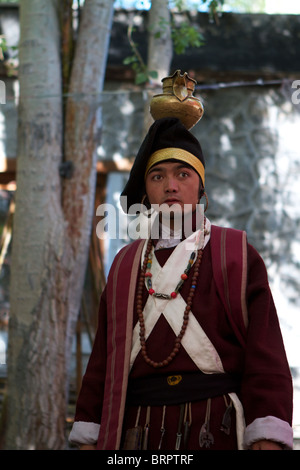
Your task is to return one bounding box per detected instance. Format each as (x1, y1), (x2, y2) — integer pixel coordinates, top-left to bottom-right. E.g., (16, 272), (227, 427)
(123, 54), (158, 85)
(171, 20), (204, 55)
(0, 35), (7, 61)
(123, 0), (225, 85)
(224, 0), (266, 13)
(123, 22), (159, 85)
(192, 0), (225, 17)
(154, 14), (204, 56)
(0, 35), (18, 76)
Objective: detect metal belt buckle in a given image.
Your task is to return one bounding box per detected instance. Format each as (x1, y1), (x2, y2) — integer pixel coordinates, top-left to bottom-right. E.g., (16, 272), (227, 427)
(167, 375), (182, 386)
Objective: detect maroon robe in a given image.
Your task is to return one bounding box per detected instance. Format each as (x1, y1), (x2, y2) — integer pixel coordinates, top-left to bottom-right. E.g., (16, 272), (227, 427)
(73, 230), (293, 450)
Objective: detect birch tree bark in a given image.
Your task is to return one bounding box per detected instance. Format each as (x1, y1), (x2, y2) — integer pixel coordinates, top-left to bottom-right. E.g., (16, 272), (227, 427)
(62, 0), (114, 367)
(144, 0), (173, 132)
(6, 0), (65, 450)
(5, 0), (114, 450)
(147, 0), (173, 85)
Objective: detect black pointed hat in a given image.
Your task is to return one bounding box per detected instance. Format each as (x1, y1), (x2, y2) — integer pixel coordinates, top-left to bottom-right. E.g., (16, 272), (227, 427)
(120, 117), (205, 213)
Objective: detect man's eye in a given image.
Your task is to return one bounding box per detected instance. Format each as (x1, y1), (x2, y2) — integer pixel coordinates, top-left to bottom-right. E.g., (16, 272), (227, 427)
(152, 174), (162, 180)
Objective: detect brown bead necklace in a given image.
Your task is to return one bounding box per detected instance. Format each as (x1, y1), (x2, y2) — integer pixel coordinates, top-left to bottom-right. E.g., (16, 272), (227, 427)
(136, 238), (204, 368)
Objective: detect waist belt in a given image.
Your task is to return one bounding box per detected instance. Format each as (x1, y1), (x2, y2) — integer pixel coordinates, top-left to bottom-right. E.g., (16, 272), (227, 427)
(127, 372), (240, 406)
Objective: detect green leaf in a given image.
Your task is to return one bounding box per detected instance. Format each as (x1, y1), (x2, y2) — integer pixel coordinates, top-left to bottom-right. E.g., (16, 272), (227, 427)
(135, 72), (148, 85)
(148, 70), (158, 79)
(123, 55), (137, 65)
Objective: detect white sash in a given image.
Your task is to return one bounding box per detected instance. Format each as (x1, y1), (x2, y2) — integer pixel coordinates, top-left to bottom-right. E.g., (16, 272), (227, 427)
(130, 222), (245, 449)
(130, 225), (221, 371)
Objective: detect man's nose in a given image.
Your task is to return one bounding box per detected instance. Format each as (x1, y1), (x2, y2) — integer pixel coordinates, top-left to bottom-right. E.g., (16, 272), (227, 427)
(165, 177), (178, 192)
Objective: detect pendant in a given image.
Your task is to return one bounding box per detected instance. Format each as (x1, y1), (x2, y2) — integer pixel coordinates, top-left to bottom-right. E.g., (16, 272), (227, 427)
(175, 404), (185, 450)
(183, 402), (192, 449)
(199, 423), (214, 448)
(158, 406), (166, 450)
(199, 398), (214, 449)
(122, 426), (142, 450)
(142, 406), (151, 450)
(220, 396), (233, 435)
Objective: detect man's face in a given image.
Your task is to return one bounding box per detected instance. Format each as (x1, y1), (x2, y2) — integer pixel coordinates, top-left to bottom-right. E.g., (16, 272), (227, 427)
(145, 161), (200, 213)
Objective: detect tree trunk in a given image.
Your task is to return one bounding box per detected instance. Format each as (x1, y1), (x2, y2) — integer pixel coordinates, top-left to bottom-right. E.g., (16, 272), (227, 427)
(6, 0), (66, 450)
(147, 0), (173, 85)
(5, 0), (114, 450)
(143, 0), (173, 133)
(62, 0), (114, 379)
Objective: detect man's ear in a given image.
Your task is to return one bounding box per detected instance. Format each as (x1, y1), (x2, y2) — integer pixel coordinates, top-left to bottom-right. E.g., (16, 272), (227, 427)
(199, 185), (205, 199)
(141, 193), (151, 210)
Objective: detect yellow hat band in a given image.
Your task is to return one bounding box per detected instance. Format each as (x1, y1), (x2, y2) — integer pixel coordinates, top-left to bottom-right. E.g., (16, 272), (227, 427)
(145, 147), (205, 185)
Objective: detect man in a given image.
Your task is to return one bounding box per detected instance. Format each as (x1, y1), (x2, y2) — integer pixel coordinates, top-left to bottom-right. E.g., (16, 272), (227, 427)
(69, 117), (293, 450)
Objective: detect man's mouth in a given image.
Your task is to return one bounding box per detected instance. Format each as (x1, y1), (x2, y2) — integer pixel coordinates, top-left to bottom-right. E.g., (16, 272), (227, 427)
(163, 198), (182, 205)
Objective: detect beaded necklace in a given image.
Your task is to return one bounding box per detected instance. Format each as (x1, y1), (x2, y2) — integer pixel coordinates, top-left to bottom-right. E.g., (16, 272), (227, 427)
(145, 248), (196, 299)
(136, 233), (204, 369)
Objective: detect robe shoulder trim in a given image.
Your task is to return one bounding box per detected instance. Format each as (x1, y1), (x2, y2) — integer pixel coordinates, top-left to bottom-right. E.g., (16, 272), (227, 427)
(97, 239), (145, 450)
(211, 225), (248, 347)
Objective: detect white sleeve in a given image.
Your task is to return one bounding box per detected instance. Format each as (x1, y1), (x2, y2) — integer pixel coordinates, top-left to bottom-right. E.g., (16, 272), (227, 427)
(244, 416), (293, 449)
(69, 421), (100, 446)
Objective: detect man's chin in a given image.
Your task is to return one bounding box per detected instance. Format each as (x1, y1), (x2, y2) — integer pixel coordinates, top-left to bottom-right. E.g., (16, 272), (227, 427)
(161, 206), (195, 220)
(149, 203), (197, 222)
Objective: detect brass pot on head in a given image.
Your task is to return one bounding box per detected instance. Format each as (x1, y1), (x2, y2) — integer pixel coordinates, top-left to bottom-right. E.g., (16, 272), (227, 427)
(150, 70), (204, 130)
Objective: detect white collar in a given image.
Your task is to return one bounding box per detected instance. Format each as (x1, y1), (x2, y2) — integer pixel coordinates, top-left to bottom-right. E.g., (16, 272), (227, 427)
(155, 223), (182, 250)
(154, 218), (211, 251)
